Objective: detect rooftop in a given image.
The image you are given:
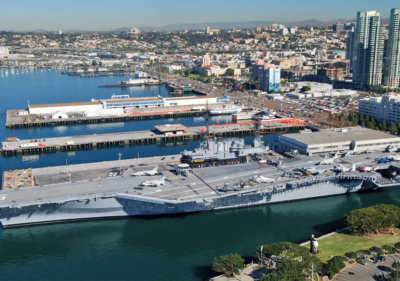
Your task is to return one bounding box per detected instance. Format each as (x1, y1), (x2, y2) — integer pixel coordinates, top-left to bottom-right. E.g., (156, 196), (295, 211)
(154, 124), (188, 132)
(281, 127), (397, 146)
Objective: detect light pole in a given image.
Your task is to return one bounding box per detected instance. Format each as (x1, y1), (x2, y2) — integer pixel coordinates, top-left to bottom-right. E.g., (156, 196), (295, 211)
(260, 245), (263, 267)
(118, 152), (122, 175)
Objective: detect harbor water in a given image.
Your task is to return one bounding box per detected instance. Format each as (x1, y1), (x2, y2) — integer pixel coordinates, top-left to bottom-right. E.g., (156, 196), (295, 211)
(1, 69), (400, 281)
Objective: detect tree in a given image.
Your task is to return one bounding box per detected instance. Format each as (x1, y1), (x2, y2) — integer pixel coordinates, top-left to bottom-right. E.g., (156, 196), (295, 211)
(389, 122), (397, 134)
(212, 253), (244, 277)
(343, 204), (400, 235)
(323, 256), (346, 279)
(382, 118), (387, 131)
(184, 69), (191, 77)
(224, 68), (235, 76)
(369, 246), (381, 255)
(300, 85), (311, 92)
(92, 60), (97, 66)
(391, 261), (400, 281)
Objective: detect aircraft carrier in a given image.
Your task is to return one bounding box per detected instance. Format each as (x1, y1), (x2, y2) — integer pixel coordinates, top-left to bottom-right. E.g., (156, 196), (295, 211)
(1, 137), (400, 228)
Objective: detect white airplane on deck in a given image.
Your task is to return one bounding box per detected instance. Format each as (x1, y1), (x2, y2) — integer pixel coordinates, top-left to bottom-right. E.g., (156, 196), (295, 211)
(335, 164), (356, 172)
(306, 166), (334, 175)
(252, 174), (275, 183)
(361, 166), (378, 172)
(132, 166), (158, 177)
(141, 177), (165, 187)
(318, 153), (338, 165)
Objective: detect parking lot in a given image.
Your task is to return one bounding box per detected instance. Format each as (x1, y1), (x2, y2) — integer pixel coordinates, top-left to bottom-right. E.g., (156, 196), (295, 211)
(333, 254), (400, 281)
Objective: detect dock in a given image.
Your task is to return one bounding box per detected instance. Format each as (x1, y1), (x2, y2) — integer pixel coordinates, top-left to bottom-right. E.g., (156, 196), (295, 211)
(1, 119), (312, 156)
(5, 107), (207, 128)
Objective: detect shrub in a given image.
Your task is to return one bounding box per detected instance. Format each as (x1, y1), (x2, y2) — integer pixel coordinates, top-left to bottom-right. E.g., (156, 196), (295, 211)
(323, 256), (346, 279)
(345, 252), (357, 260)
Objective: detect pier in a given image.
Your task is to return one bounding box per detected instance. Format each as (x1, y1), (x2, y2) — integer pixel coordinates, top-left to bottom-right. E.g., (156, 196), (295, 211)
(5, 107), (207, 128)
(1, 119), (311, 156)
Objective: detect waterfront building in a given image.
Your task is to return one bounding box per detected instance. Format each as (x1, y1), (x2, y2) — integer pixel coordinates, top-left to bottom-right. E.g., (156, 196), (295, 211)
(358, 92), (400, 123)
(384, 8), (400, 88)
(278, 127), (400, 154)
(352, 11), (386, 87)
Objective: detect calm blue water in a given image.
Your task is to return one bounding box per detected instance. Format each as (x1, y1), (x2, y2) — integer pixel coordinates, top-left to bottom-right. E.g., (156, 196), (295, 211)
(1, 69), (400, 281)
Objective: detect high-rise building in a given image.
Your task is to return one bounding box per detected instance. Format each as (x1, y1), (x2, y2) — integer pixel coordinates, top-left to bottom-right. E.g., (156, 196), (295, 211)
(279, 28), (288, 36)
(384, 8), (400, 88)
(346, 31), (355, 71)
(204, 26), (211, 35)
(257, 63), (280, 92)
(352, 11), (386, 87)
(202, 54), (211, 66)
(333, 22), (345, 33)
(130, 28), (140, 34)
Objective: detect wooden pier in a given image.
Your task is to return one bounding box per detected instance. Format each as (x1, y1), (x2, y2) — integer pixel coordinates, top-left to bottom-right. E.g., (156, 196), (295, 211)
(1, 119), (311, 156)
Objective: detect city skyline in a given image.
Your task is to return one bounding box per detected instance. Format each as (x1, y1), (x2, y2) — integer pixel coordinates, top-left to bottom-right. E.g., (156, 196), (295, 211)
(1, 0), (399, 31)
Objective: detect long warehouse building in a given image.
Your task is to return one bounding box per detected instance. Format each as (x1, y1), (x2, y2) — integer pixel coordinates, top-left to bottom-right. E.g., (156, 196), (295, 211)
(26, 95), (229, 117)
(278, 127), (400, 155)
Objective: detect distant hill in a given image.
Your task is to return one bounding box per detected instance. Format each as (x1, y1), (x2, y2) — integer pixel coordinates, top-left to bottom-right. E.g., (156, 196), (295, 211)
(135, 17), (390, 31)
(10, 17), (391, 33)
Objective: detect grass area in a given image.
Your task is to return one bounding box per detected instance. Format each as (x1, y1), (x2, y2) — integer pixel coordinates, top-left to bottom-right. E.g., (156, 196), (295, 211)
(308, 229), (400, 263)
(183, 74), (202, 80)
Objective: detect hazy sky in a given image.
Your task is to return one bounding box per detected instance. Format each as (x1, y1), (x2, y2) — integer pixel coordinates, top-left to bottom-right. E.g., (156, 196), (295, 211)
(1, 0), (399, 31)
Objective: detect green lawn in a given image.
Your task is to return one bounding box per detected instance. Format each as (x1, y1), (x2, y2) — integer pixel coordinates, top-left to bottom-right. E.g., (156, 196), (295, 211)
(183, 74), (201, 80)
(306, 230), (400, 263)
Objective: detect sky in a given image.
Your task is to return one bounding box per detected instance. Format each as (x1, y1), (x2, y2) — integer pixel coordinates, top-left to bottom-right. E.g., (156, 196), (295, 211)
(1, 0), (399, 31)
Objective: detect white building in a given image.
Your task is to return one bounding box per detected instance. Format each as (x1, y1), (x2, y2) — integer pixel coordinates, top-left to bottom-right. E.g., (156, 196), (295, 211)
(130, 28), (140, 34)
(203, 54), (211, 66)
(279, 28), (288, 36)
(163, 65), (182, 72)
(28, 95), (229, 117)
(278, 127), (400, 155)
(265, 93), (284, 100)
(358, 93), (400, 123)
(0, 46), (10, 58)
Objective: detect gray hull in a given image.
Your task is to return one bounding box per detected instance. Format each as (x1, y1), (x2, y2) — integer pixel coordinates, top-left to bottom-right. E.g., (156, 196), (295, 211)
(0, 179), (366, 227)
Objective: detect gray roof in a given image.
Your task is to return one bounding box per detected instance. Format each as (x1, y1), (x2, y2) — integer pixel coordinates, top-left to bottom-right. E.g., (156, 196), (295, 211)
(280, 127), (398, 146)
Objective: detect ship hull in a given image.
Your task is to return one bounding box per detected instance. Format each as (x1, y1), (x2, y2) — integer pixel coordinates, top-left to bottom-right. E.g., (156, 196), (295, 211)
(0, 179), (372, 228)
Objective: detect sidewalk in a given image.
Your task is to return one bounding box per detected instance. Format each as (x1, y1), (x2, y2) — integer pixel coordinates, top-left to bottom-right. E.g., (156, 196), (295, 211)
(210, 263), (261, 281)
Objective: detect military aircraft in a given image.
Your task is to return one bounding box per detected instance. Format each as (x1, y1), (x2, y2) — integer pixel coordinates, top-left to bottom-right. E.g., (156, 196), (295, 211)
(335, 164), (356, 172)
(318, 153), (338, 165)
(132, 166), (158, 177)
(252, 174), (275, 183)
(306, 166), (334, 175)
(141, 177), (165, 187)
(360, 166), (378, 172)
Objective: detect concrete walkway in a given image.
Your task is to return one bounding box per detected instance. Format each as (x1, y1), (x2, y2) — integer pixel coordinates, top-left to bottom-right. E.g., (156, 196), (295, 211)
(210, 264), (262, 281)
